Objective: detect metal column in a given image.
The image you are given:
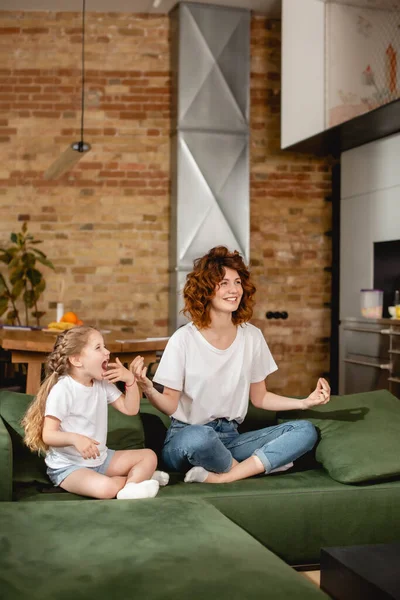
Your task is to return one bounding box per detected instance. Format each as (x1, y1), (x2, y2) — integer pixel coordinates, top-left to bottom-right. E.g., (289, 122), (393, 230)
(169, 2), (250, 331)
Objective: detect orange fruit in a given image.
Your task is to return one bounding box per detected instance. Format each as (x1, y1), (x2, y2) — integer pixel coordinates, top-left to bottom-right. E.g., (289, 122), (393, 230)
(76, 319), (84, 326)
(60, 311), (79, 324)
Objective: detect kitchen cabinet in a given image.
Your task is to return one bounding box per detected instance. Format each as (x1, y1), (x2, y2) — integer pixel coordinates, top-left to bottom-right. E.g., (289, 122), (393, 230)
(340, 317), (400, 397)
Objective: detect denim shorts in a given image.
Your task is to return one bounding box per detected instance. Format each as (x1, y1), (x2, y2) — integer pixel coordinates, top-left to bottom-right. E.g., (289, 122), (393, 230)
(47, 449), (115, 487)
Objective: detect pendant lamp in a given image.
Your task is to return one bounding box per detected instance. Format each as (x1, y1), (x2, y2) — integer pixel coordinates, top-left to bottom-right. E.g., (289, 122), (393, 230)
(44, 0), (91, 180)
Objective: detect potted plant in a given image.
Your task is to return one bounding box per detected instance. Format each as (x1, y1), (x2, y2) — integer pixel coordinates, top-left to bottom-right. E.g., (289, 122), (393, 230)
(0, 222), (55, 327)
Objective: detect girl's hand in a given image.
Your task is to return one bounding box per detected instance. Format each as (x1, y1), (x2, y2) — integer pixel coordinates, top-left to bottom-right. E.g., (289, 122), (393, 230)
(73, 434), (100, 459)
(131, 355), (153, 392)
(303, 378), (331, 409)
(103, 357), (135, 386)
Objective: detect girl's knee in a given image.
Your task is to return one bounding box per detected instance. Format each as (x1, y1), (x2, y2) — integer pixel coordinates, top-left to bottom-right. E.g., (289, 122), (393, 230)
(143, 448), (158, 470)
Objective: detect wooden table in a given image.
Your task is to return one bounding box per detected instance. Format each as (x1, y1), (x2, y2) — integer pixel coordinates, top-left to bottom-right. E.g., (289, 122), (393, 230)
(0, 328), (169, 395)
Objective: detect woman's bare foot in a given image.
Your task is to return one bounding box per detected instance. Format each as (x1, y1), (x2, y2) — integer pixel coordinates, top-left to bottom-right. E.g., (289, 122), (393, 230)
(183, 457), (293, 484)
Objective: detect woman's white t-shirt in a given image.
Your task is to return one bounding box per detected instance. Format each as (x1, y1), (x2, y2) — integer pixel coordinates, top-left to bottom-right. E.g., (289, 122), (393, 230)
(44, 375), (121, 469)
(153, 322), (277, 425)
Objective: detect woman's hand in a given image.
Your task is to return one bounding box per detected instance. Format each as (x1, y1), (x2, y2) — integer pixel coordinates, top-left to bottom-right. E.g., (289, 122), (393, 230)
(131, 355), (153, 393)
(103, 357), (135, 386)
(73, 434), (100, 459)
(303, 377), (331, 410)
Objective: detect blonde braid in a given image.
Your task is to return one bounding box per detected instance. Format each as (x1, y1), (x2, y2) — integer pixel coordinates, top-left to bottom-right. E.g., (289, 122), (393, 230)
(45, 331), (72, 379)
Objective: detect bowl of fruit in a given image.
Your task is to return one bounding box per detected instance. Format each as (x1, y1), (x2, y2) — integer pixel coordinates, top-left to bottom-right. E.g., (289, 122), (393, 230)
(45, 312), (84, 333)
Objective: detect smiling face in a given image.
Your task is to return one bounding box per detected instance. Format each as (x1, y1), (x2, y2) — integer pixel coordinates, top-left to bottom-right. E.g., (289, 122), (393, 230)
(70, 330), (110, 385)
(210, 267), (243, 316)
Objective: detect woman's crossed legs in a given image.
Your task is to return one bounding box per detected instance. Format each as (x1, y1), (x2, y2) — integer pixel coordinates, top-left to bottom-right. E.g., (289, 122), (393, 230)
(162, 420), (317, 484)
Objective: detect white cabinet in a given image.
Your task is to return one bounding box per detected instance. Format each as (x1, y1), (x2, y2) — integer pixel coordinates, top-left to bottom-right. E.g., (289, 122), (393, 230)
(281, 1), (400, 149)
(340, 134), (400, 320)
(281, 0), (325, 148)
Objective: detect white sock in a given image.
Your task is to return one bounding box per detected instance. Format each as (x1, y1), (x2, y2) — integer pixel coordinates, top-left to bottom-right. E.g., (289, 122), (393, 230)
(270, 462), (294, 474)
(116, 480), (159, 500)
(151, 470), (170, 486)
(184, 466), (209, 483)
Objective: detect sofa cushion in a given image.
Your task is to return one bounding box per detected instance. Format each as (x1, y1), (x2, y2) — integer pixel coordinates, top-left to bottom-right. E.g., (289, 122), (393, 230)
(238, 400), (277, 432)
(12, 467), (400, 566)
(107, 403), (145, 451)
(0, 498), (326, 600)
(278, 390), (400, 484)
(0, 391), (49, 485)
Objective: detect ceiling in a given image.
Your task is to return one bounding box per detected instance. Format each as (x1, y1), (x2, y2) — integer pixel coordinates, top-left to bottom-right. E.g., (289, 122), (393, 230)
(1, 0), (282, 16)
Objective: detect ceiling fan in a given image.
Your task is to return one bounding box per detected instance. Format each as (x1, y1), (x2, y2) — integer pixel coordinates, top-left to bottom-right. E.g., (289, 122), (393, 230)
(44, 0), (91, 180)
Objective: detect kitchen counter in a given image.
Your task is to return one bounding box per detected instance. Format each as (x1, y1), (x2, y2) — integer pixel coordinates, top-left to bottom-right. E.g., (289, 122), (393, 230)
(341, 317), (400, 326)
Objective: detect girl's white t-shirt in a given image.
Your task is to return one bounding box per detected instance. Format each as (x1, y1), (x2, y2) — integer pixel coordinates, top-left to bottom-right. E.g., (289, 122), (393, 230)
(44, 375), (121, 469)
(153, 322), (277, 425)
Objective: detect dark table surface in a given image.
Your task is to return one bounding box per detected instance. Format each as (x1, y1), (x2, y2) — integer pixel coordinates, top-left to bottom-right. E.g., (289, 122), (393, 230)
(321, 542), (400, 600)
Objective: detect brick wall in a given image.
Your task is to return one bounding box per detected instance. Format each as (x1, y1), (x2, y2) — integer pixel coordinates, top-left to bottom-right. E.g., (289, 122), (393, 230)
(0, 11), (333, 396)
(250, 18), (333, 395)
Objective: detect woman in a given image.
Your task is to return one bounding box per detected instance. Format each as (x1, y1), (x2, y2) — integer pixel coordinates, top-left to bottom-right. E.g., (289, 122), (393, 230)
(132, 246), (330, 484)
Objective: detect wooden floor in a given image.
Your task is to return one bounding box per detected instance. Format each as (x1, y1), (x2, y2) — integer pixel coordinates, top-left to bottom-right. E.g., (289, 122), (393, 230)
(299, 570), (321, 587)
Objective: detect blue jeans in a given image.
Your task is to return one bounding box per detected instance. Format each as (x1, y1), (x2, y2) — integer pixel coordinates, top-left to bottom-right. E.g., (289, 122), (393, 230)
(162, 418), (317, 474)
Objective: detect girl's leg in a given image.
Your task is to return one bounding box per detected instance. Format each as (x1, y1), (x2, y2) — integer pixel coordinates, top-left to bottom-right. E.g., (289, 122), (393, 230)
(60, 468), (127, 499)
(105, 449), (158, 483)
(162, 424), (234, 474)
(185, 420), (317, 484)
(106, 449), (161, 500)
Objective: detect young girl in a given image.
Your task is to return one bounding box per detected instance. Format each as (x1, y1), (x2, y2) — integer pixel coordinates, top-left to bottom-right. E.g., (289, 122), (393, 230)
(22, 326), (169, 500)
(131, 246), (331, 485)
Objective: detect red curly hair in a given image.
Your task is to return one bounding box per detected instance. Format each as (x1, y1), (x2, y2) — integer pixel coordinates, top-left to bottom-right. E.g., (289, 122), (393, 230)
(183, 246), (256, 329)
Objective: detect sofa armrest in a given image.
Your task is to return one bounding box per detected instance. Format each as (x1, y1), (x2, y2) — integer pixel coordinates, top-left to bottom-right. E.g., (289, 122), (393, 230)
(0, 417), (13, 501)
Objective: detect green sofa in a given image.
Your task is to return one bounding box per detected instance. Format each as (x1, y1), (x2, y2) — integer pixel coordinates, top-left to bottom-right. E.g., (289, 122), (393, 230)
(2, 389), (400, 599)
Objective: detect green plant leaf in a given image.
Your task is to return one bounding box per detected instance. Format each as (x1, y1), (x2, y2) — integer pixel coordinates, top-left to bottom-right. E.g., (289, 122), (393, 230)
(27, 268), (42, 286)
(32, 310), (46, 319)
(22, 253), (36, 268)
(0, 275), (7, 293)
(6, 309), (19, 324)
(35, 278), (46, 295)
(30, 248), (46, 258)
(0, 249), (15, 264)
(0, 296), (9, 316)
(30, 240), (43, 245)
(10, 233), (18, 244)
(35, 255), (55, 269)
(22, 222), (28, 234)
(23, 289), (35, 308)
(9, 268), (24, 285)
(8, 256), (21, 270)
(11, 278), (24, 298)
